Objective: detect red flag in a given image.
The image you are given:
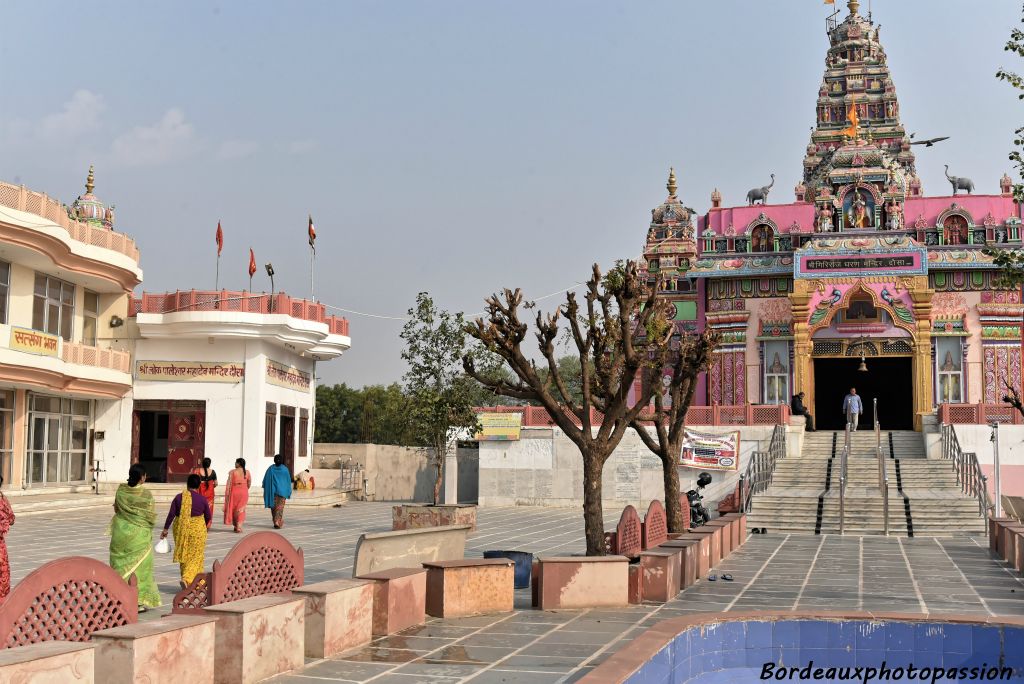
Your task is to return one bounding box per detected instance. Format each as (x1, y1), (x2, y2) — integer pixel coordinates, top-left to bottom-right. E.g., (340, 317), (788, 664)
(308, 214), (316, 248)
(215, 221), (223, 256)
(248, 248), (256, 278)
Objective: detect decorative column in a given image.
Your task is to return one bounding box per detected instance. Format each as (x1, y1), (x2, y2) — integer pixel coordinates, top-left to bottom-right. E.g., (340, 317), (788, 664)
(789, 283), (814, 411)
(909, 276), (934, 430)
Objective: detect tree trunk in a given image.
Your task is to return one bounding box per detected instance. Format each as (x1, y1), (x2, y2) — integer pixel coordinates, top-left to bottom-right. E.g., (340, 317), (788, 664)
(432, 450), (443, 505)
(662, 450), (685, 533)
(582, 453), (606, 555)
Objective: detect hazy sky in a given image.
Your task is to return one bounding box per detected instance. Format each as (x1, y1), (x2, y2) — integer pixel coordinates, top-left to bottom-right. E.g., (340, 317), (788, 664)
(2, 1), (1020, 388)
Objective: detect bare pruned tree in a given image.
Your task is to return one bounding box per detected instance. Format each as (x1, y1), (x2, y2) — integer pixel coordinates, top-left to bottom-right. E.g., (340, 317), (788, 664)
(463, 261), (673, 555)
(630, 329), (720, 533)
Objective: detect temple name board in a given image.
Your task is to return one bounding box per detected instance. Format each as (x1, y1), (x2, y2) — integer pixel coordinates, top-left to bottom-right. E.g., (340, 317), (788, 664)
(135, 361), (245, 383)
(9, 327), (59, 357)
(805, 256), (915, 270)
(266, 360), (311, 391)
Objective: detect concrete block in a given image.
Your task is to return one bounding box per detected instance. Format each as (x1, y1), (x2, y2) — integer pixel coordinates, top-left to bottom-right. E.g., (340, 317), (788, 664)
(688, 527), (722, 568)
(357, 567), (427, 636)
(640, 549), (681, 602)
(352, 525), (470, 576)
(92, 615), (217, 684)
(292, 579), (374, 658)
(423, 559), (514, 618)
(204, 594), (305, 684)
(0, 642), (94, 683)
(536, 556), (629, 609)
(705, 520), (734, 557)
(1002, 524), (1024, 566)
(660, 538), (701, 587)
(628, 564), (643, 604)
(990, 517), (1014, 554)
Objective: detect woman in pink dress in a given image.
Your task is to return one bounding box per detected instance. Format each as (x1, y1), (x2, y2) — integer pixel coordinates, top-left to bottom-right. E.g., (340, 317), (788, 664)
(223, 458), (251, 533)
(0, 474), (15, 600)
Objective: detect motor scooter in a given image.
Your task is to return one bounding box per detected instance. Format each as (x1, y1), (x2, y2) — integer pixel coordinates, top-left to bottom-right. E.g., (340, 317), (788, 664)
(686, 471), (712, 528)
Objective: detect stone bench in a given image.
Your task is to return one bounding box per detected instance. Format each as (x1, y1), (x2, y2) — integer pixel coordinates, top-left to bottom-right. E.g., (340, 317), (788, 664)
(686, 527), (722, 568)
(719, 512), (747, 548)
(535, 556), (629, 610)
(357, 567), (427, 636)
(292, 579), (374, 658)
(659, 538), (702, 588)
(990, 517), (1015, 555)
(628, 564), (643, 604)
(352, 525), (471, 577)
(204, 594), (305, 684)
(92, 614), (218, 683)
(0, 641), (94, 683)
(423, 559), (514, 618)
(704, 519), (734, 557)
(1002, 523), (1024, 568)
(639, 548), (681, 602)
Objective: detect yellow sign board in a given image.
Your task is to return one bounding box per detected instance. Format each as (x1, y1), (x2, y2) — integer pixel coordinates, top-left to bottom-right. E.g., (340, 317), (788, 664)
(266, 360), (311, 391)
(10, 327), (59, 357)
(475, 413), (522, 441)
(135, 361), (245, 383)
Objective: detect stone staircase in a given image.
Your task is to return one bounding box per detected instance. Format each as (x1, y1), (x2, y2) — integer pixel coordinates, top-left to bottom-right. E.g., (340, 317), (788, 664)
(746, 429), (986, 537)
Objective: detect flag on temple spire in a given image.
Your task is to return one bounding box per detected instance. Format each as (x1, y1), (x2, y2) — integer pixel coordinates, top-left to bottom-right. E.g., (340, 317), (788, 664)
(841, 96), (860, 140)
(308, 215), (316, 250)
(824, 0), (835, 4)
(248, 248), (257, 278)
(216, 221), (223, 256)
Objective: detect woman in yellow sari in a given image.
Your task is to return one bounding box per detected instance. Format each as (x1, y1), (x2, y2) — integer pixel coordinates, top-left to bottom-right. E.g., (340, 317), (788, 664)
(108, 464), (161, 610)
(160, 474), (212, 589)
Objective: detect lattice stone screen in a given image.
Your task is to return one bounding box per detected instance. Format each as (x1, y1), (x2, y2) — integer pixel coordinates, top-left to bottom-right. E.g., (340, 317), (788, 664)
(0, 557), (138, 648)
(642, 499), (668, 549)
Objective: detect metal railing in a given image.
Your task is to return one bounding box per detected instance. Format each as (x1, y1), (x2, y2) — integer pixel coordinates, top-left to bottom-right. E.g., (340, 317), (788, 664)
(740, 423), (787, 513)
(875, 398), (890, 536)
(839, 422), (850, 535)
(940, 423), (994, 527)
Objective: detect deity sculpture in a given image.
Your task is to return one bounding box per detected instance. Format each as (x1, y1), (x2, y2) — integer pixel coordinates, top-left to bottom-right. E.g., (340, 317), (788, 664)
(848, 191), (870, 229)
(884, 199), (903, 231)
(768, 353), (786, 375)
(816, 202), (834, 233)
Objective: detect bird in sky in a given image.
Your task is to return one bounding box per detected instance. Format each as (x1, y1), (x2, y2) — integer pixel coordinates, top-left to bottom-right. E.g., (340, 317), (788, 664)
(909, 133), (950, 147)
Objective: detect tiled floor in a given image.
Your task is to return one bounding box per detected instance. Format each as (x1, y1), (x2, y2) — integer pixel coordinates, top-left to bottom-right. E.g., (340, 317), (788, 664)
(9, 502), (1024, 683)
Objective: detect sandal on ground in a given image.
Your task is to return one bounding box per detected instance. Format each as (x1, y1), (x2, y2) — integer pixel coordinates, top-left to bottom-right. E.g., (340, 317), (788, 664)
(708, 574), (717, 581)
(722, 574), (734, 582)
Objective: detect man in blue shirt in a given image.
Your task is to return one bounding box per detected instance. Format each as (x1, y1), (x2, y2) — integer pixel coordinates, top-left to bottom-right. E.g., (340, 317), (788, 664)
(842, 387), (863, 431)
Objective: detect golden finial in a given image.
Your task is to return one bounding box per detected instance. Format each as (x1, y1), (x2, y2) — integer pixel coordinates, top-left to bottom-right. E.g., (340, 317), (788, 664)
(848, 0), (860, 15)
(85, 165), (95, 195)
(667, 167), (678, 197)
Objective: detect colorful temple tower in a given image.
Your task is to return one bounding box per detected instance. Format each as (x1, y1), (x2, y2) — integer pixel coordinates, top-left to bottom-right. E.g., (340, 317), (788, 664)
(647, 0), (1023, 430)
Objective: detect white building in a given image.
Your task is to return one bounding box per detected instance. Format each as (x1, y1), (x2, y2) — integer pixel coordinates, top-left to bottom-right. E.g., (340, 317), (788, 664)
(0, 170), (350, 492)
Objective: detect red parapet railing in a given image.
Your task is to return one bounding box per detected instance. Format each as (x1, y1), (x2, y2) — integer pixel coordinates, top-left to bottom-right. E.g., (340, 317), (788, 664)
(131, 290), (349, 337)
(938, 403), (1024, 425)
(477, 404), (790, 427)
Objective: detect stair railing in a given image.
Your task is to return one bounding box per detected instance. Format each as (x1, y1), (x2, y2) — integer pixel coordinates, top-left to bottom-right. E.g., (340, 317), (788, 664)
(940, 422), (994, 526)
(875, 398), (889, 536)
(839, 422), (850, 535)
(740, 423), (787, 513)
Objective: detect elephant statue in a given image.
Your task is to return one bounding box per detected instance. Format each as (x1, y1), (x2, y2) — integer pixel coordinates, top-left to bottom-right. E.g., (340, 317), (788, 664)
(944, 165), (975, 195)
(746, 174), (775, 205)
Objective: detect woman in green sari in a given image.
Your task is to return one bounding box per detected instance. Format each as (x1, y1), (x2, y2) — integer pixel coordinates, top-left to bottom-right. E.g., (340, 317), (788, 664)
(108, 464), (161, 610)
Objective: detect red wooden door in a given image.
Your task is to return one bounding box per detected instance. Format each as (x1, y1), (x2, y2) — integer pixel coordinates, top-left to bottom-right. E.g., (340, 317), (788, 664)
(280, 416), (295, 475)
(167, 411), (204, 482)
(130, 411), (141, 465)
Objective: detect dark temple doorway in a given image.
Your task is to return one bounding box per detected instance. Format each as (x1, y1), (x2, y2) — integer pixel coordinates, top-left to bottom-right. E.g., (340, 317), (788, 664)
(813, 357), (913, 431)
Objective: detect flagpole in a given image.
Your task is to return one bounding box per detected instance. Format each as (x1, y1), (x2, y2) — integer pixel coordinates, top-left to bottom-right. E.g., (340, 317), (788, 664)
(215, 254), (220, 291)
(310, 245), (316, 302)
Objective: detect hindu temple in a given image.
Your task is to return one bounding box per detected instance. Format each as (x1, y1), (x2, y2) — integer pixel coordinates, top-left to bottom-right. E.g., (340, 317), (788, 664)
(641, 0), (1023, 431)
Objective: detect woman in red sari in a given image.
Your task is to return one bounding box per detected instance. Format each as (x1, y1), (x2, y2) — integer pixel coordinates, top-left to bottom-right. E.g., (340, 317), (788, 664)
(223, 458), (251, 533)
(0, 474), (15, 600)
(190, 458), (217, 530)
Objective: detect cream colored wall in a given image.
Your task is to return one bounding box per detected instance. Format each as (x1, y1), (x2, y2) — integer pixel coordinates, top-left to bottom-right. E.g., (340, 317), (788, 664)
(963, 291), (984, 404)
(7, 263), (35, 331)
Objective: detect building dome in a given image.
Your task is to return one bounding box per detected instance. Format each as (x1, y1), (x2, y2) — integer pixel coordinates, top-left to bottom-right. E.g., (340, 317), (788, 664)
(70, 166), (114, 229)
(650, 168), (693, 227)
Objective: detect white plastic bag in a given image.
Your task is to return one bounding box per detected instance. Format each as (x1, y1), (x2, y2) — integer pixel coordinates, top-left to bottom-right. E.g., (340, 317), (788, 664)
(155, 537), (170, 554)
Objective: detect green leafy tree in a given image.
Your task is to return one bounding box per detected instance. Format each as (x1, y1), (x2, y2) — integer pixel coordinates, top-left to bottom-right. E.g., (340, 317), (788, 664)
(359, 383), (415, 445)
(314, 383), (363, 443)
(401, 292), (481, 504)
(464, 261), (673, 555)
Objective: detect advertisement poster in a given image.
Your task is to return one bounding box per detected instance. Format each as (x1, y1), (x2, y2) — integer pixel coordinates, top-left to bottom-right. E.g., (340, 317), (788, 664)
(680, 429), (740, 471)
(475, 413), (522, 441)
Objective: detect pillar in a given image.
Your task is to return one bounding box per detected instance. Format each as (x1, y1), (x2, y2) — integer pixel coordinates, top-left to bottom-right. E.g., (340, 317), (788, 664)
(909, 276), (935, 431)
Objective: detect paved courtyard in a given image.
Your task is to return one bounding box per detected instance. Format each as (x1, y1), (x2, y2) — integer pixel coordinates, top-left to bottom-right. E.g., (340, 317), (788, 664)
(9, 502), (1024, 683)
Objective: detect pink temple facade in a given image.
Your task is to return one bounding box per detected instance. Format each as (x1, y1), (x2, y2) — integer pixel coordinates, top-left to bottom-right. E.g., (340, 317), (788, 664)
(637, 0), (1022, 430)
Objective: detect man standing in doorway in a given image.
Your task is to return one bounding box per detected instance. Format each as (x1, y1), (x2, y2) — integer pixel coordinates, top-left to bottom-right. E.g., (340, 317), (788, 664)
(843, 387), (863, 431)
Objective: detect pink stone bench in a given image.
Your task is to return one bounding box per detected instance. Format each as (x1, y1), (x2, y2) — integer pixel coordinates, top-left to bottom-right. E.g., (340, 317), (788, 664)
(357, 567), (427, 636)
(292, 579), (374, 658)
(687, 527), (722, 568)
(639, 548), (681, 603)
(0, 641), (94, 683)
(1002, 524), (1024, 567)
(422, 558), (514, 618)
(92, 614), (218, 684)
(204, 594), (305, 684)
(535, 556), (629, 610)
(990, 517), (1015, 555)
(704, 520), (734, 557)
(659, 538), (701, 588)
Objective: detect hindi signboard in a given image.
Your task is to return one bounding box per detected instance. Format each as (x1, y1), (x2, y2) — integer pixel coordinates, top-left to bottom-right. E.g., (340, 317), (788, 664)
(10, 328), (59, 357)
(475, 413), (522, 441)
(266, 360), (312, 392)
(680, 429), (740, 471)
(135, 361), (245, 383)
